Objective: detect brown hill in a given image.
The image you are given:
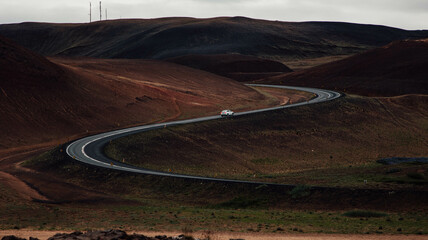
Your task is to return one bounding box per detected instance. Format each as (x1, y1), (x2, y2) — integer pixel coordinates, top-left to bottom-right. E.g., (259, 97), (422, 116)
(258, 39), (428, 96)
(1, 17), (428, 62)
(0, 35), (65, 87)
(167, 54), (293, 81)
(0, 35), (279, 149)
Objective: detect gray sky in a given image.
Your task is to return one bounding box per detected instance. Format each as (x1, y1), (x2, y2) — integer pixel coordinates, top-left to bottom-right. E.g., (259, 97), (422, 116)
(0, 0), (427, 30)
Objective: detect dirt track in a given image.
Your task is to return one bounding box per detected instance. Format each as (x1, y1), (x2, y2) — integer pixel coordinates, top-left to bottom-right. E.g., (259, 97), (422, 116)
(0, 171), (47, 201)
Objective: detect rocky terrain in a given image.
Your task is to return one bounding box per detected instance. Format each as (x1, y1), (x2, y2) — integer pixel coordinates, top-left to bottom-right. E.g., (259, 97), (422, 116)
(2, 230), (197, 240)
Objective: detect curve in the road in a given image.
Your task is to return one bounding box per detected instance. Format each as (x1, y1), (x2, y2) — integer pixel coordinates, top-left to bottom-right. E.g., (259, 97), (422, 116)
(66, 85), (341, 185)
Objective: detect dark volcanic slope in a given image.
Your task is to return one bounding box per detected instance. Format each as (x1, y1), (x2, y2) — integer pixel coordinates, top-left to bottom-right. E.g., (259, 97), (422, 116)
(0, 35), (90, 148)
(258, 39), (428, 96)
(1, 17), (428, 61)
(0, 35), (66, 87)
(168, 54), (293, 81)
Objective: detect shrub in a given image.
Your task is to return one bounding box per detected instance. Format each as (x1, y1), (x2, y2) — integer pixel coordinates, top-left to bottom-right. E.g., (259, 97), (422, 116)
(214, 196), (268, 209)
(343, 210), (387, 218)
(288, 185), (311, 199)
(407, 173), (425, 180)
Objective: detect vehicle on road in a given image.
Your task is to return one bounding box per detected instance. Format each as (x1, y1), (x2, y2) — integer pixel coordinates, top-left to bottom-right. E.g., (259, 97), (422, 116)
(67, 85), (341, 182)
(220, 109), (234, 117)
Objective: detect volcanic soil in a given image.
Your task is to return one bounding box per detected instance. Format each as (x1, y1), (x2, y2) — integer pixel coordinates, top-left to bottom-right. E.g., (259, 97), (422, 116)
(0, 35), (298, 150)
(258, 39), (428, 96)
(0, 35), (310, 206)
(168, 54), (293, 81)
(1, 23), (427, 235)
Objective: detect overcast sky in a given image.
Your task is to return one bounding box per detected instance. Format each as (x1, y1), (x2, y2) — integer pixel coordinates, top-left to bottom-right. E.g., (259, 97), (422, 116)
(0, 0), (427, 30)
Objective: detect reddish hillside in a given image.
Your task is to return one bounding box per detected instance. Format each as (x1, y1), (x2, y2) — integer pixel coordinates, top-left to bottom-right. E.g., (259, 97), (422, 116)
(168, 54), (292, 81)
(0, 36), (278, 149)
(258, 39), (428, 96)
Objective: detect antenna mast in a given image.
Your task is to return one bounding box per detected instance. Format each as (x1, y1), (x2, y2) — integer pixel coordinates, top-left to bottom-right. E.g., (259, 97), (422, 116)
(105, 8), (107, 20)
(99, 1), (102, 21)
(89, 2), (92, 23)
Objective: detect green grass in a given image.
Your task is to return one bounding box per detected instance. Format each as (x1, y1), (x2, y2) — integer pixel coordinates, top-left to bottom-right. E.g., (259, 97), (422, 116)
(380, 176), (428, 185)
(212, 196), (270, 209)
(22, 146), (65, 169)
(1, 198), (427, 234)
(407, 173), (425, 180)
(231, 162), (427, 189)
(4, 146), (427, 234)
(288, 185), (311, 199)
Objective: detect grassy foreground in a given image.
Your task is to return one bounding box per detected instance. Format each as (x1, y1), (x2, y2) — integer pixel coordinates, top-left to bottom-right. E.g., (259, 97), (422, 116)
(1, 188), (427, 235)
(1, 142), (424, 234)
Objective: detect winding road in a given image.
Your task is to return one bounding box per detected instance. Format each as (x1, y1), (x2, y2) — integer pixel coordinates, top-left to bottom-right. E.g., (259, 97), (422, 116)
(66, 84), (341, 184)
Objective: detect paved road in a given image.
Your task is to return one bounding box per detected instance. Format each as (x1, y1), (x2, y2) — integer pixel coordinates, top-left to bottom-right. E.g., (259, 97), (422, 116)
(66, 84), (341, 184)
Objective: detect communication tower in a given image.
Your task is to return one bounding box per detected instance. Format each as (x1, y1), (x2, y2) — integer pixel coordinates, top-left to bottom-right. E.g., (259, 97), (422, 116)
(89, 2), (92, 23)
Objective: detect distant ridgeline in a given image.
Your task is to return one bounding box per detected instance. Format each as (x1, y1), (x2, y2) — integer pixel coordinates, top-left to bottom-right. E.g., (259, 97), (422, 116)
(1, 17), (428, 61)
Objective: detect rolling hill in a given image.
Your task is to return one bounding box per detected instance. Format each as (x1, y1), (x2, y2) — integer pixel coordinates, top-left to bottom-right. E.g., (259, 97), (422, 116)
(167, 54), (293, 81)
(0, 35), (278, 149)
(258, 39), (428, 96)
(1, 17), (428, 62)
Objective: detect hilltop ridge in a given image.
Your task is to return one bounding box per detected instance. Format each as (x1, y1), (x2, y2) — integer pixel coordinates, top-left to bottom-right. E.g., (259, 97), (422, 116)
(1, 17), (428, 61)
